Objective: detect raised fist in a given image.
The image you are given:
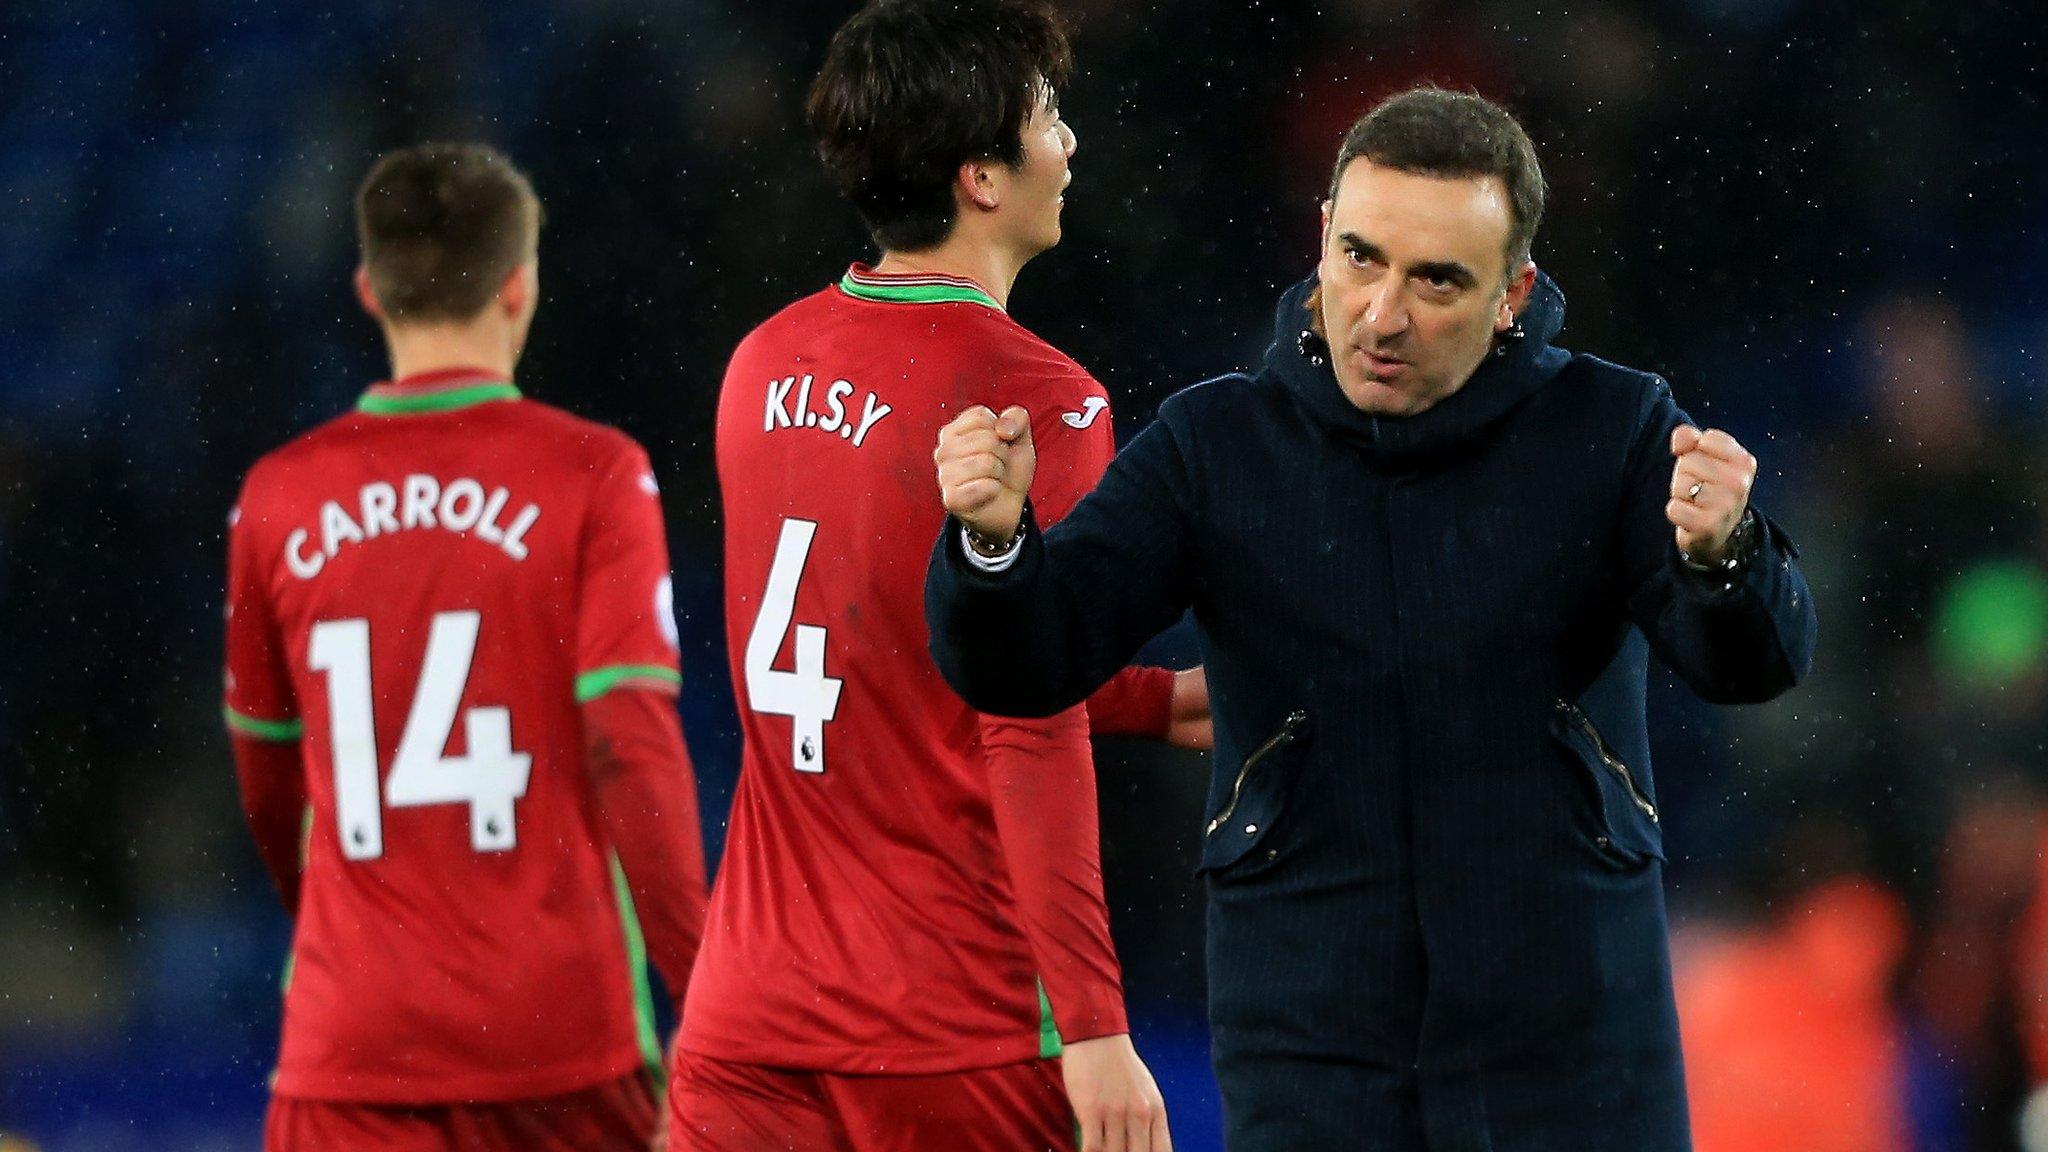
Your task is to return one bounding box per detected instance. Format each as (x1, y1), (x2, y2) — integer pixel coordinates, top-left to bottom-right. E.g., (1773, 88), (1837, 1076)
(1667, 425), (1757, 566)
(936, 405), (1035, 546)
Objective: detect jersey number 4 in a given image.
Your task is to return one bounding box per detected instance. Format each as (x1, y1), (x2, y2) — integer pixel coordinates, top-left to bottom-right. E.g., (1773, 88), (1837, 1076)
(744, 518), (844, 773)
(308, 611), (534, 861)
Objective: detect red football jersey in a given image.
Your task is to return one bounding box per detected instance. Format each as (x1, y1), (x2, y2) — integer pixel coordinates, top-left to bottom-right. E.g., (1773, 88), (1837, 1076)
(680, 265), (1124, 1074)
(224, 370), (680, 1103)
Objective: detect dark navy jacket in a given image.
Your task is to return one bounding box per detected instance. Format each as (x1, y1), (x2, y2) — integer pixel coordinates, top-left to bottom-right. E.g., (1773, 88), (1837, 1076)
(926, 275), (1817, 1151)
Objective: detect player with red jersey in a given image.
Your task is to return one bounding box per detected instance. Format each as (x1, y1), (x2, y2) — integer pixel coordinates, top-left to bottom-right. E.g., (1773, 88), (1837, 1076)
(224, 144), (707, 1151)
(671, 5), (1198, 1151)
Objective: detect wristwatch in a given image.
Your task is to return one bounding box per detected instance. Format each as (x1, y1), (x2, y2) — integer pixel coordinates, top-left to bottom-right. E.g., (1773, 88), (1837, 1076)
(1680, 508), (1759, 576)
(964, 522), (1023, 558)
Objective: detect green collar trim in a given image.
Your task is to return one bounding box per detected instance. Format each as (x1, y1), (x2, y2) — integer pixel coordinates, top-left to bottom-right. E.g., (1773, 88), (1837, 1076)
(357, 382), (520, 416)
(838, 271), (1003, 312)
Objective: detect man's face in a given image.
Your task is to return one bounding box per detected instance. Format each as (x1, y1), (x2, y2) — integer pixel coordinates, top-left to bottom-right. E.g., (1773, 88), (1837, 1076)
(1001, 90), (1077, 257)
(1316, 159), (1533, 417)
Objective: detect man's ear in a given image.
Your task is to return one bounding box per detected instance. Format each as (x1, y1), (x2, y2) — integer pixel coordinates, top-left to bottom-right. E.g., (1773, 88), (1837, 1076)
(498, 261), (534, 317)
(1498, 260), (1537, 331)
(956, 159), (1000, 211)
(353, 266), (386, 322)
(1319, 199), (1333, 251)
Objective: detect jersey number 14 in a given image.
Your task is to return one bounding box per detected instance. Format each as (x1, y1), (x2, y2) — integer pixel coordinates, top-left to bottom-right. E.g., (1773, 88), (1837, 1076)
(308, 611), (534, 861)
(744, 518), (844, 773)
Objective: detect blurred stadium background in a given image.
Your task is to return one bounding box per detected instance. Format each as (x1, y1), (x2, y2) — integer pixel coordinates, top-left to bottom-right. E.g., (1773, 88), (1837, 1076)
(1, 1), (2043, 1149)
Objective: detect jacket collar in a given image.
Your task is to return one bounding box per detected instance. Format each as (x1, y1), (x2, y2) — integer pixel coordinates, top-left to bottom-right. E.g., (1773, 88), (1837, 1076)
(1264, 270), (1571, 468)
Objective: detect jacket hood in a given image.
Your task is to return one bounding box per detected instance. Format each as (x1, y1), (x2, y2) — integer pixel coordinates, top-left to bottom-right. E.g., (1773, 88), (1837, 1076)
(1263, 270), (1573, 467)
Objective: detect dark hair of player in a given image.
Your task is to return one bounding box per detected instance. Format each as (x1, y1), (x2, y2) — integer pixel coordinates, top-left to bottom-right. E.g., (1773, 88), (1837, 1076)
(354, 142), (543, 323)
(805, 0), (1073, 253)
(1329, 87), (1547, 274)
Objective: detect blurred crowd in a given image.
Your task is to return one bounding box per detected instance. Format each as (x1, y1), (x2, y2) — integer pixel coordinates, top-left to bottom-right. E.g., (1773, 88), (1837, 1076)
(0, 1), (2043, 1149)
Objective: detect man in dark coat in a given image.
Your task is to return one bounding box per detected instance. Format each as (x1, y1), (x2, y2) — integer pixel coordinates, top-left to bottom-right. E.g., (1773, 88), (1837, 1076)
(922, 88), (1817, 1151)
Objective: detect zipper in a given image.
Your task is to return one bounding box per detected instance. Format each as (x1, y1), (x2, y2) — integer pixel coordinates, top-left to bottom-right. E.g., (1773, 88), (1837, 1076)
(1206, 710), (1308, 837)
(1557, 701), (1657, 823)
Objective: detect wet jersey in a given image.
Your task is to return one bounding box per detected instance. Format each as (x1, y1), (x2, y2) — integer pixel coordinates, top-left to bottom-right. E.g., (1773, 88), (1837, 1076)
(224, 371), (679, 1102)
(681, 266), (1126, 1074)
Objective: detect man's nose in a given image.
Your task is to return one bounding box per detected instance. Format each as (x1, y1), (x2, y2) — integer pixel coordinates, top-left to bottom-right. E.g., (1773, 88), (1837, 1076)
(1364, 280), (1409, 339)
(1059, 121), (1077, 159)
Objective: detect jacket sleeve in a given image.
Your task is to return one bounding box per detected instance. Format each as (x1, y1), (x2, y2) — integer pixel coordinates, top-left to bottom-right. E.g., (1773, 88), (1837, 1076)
(926, 410), (1199, 718)
(1620, 379), (1817, 703)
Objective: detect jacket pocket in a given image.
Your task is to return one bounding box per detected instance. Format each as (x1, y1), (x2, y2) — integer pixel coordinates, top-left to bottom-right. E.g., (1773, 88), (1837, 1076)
(1198, 709), (1310, 879)
(1549, 700), (1664, 867)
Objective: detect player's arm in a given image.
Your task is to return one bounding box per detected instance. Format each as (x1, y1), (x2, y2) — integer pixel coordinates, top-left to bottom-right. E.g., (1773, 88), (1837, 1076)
(983, 706), (1127, 1044)
(1086, 666), (1210, 751)
(983, 707), (1168, 1152)
(984, 393), (1169, 1152)
(584, 690), (706, 1012)
(231, 741), (308, 915)
(222, 489), (309, 914)
(988, 665), (1177, 1152)
(576, 445), (708, 1010)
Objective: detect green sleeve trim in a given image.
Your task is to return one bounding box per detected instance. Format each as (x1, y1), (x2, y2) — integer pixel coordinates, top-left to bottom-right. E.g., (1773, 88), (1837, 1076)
(609, 854), (666, 1079)
(1037, 978), (1064, 1059)
(575, 664), (682, 703)
(356, 382), (520, 415)
(224, 706), (304, 741)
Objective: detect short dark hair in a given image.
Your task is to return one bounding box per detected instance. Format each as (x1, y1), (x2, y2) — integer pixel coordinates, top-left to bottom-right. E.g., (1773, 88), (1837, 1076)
(354, 142), (542, 323)
(1329, 87), (1546, 274)
(806, 0), (1072, 252)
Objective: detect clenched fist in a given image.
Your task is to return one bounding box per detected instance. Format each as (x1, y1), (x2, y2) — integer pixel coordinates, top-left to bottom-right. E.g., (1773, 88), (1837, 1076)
(1667, 425), (1756, 566)
(936, 404), (1036, 546)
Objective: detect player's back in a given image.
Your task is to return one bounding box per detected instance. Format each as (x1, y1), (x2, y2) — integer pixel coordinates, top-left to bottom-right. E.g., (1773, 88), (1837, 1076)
(226, 373), (668, 1102)
(682, 269), (1112, 1073)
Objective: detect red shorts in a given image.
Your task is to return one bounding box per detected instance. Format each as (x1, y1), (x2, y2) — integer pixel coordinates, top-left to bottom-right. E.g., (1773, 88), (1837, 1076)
(668, 1051), (1075, 1152)
(264, 1071), (658, 1152)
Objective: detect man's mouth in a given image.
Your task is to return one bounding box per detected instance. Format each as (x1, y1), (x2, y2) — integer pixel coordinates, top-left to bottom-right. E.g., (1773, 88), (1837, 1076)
(1357, 347), (1409, 378)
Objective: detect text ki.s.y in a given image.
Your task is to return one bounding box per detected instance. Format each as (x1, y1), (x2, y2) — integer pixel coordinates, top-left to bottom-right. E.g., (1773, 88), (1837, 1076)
(764, 372), (892, 446)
